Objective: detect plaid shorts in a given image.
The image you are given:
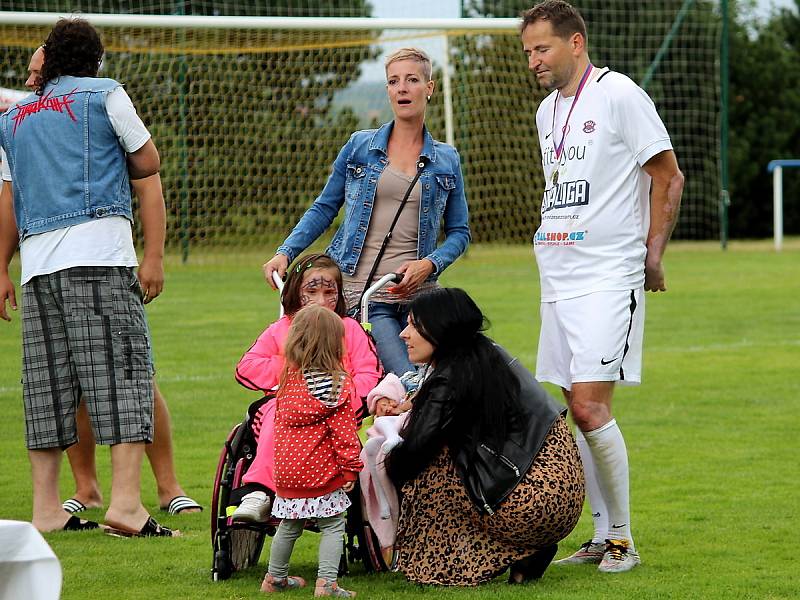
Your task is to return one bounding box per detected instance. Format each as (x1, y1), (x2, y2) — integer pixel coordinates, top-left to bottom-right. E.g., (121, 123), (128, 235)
(21, 266), (154, 450)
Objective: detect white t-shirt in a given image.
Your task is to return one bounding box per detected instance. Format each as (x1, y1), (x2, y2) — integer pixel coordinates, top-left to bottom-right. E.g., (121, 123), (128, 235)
(1, 86), (151, 285)
(534, 68), (672, 302)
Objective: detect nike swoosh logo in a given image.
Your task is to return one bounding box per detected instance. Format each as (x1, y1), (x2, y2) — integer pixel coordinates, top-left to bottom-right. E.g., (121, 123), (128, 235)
(612, 524), (627, 529)
(600, 357), (618, 365)
(545, 131), (553, 140)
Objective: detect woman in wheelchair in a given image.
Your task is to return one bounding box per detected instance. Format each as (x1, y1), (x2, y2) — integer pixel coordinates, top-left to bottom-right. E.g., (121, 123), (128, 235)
(232, 253), (381, 522)
(258, 304), (362, 597)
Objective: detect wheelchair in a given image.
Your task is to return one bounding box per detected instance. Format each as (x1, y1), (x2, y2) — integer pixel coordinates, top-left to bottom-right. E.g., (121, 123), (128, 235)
(211, 272), (402, 581)
(210, 395), (389, 581)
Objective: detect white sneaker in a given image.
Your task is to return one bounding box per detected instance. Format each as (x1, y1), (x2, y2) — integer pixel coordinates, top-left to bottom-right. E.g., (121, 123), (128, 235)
(598, 539), (641, 573)
(231, 491), (272, 523)
(553, 540), (605, 565)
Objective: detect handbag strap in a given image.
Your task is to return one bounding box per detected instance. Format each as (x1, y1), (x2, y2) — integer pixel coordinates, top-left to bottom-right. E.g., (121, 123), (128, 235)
(357, 157), (427, 309)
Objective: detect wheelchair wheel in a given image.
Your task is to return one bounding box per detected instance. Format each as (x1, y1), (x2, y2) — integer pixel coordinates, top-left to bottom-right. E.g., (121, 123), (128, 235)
(229, 524), (268, 572)
(212, 530), (233, 581)
(345, 492), (388, 573)
(210, 422), (240, 541)
(211, 421), (269, 580)
(357, 522), (388, 573)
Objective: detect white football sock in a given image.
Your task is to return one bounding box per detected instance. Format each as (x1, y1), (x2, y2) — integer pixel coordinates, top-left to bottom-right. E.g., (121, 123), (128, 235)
(582, 419), (635, 549)
(575, 429), (609, 545)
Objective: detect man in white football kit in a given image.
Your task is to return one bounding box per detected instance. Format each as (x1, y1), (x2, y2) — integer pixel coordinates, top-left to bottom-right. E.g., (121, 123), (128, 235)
(521, 1), (684, 573)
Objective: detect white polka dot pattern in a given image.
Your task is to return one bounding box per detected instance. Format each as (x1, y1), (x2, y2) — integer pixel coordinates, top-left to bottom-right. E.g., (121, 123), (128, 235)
(273, 370), (364, 499)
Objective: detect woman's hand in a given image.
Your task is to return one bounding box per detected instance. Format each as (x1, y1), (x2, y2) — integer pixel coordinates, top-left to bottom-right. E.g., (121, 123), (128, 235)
(342, 481), (355, 493)
(262, 253), (289, 289)
(389, 258), (435, 298)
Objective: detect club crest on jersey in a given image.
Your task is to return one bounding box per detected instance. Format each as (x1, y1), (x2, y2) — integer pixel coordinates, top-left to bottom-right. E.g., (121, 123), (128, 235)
(583, 120), (596, 134)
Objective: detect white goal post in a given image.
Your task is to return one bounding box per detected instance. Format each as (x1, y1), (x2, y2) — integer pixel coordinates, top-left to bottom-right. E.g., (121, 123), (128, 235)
(767, 159), (800, 252)
(1, 12), (519, 30)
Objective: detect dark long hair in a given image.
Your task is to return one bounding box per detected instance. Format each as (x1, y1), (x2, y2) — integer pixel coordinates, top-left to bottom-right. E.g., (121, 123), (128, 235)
(400, 288), (522, 456)
(38, 18), (104, 95)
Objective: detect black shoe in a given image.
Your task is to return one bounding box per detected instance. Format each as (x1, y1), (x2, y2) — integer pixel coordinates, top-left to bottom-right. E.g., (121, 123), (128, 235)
(508, 544), (558, 584)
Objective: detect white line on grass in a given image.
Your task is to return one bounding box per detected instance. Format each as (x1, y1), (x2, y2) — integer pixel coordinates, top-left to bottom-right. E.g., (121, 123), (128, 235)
(0, 372), (230, 395)
(654, 338), (800, 353)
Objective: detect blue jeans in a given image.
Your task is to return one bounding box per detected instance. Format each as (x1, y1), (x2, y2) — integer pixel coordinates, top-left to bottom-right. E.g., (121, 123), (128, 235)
(368, 302), (414, 376)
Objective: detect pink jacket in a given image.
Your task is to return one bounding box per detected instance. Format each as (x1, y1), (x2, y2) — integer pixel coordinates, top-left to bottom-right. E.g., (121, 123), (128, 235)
(235, 315), (381, 423)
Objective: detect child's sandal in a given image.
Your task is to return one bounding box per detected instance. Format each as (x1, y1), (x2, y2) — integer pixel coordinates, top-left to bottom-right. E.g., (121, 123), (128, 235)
(261, 574), (306, 593)
(314, 577), (356, 598)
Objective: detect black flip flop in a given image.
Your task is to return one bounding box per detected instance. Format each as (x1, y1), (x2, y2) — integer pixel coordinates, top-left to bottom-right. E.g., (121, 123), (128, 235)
(105, 516), (180, 538)
(161, 495), (202, 515)
(62, 515), (100, 531)
(62, 498), (88, 514)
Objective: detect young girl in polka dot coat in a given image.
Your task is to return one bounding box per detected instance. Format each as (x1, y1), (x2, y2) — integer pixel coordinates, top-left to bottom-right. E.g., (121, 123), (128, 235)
(231, 254), (380, 527)
(261, 303), (363, 598)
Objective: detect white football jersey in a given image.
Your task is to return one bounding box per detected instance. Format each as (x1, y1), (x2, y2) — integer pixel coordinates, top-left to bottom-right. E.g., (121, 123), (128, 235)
(534, 67), (672, 302)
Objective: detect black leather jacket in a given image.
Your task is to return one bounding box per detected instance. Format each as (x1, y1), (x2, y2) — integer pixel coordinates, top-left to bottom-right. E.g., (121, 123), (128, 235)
(387, 345), (565, 515)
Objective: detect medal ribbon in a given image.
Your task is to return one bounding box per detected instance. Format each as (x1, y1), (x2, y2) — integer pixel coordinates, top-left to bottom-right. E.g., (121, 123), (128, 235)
(552, 63), (593, 160)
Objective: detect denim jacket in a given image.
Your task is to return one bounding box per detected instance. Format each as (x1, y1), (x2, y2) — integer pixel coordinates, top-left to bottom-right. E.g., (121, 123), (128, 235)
(277, 121), (470, 276)
(0, 76), (132, 241)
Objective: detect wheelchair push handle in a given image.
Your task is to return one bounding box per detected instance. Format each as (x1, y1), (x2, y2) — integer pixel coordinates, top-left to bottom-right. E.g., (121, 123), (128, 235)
(272, 271), (285, 317)
(360, 272), (403, 328)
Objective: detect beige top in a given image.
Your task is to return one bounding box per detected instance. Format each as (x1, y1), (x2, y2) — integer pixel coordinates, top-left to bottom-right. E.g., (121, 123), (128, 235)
(344, 165), (437, 307)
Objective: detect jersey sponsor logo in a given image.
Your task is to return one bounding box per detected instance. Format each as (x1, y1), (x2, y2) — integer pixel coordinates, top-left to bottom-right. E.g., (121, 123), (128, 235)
(583, 120), (596, 133)
(542, 143), (587, 167)
(534, 230), (587, 246)
(541, 179), (590, 214)
(11, 89), (78, 135)
(542, 213), (580, 220)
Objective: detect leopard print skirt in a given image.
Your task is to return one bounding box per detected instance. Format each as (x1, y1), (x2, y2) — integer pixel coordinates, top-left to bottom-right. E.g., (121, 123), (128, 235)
(393, 417), (584, 586)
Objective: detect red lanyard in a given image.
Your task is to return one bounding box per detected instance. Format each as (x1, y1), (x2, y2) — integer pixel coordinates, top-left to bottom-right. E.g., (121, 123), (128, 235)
(552, 63), (593, 160)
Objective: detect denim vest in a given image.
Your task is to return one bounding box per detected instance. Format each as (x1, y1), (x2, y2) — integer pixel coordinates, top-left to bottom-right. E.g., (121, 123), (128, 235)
(277, 121), (471, 276)
(0, 76), (132, 241)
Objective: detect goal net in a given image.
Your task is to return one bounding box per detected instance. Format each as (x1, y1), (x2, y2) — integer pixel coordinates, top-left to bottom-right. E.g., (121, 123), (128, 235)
(0, 0), (721, 255)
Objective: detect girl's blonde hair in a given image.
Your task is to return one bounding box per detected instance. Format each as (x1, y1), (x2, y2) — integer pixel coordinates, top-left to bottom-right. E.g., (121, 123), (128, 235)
(281, 304), (347, 395)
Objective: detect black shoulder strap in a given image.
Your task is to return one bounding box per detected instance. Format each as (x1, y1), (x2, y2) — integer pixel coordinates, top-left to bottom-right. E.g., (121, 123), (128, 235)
(358, 157), (427, 308)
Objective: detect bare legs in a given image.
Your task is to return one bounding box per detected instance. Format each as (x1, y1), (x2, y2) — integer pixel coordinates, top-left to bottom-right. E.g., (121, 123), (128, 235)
(64, 380), (198, 512)
(145, 382), (187, 507)
(103, 442), (150, 530)
(29, 448), (72, 531)
(30, 443), (151, 533)
(65, 402), (103, 508)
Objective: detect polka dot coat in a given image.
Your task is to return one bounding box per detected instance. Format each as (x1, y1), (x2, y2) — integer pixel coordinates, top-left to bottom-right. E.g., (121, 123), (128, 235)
(274, 372), (364, 499)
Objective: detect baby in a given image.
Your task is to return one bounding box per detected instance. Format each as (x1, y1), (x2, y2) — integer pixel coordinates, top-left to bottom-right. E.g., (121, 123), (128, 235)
(359, 369), (427, 554)
(367, 374), (413, 453)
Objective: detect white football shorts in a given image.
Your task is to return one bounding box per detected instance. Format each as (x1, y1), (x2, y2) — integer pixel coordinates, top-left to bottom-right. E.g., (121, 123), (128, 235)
(536, 288), (645, 390)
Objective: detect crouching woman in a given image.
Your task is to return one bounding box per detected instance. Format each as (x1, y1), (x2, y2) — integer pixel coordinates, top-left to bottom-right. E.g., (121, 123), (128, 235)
(386, 288), (585, 586)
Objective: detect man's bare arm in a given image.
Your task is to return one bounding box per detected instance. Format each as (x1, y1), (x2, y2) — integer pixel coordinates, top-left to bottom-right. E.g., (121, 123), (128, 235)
(128, 139), (160, 180)
(0, 181), (19, 320)
(643, 149), (684, 292)
(132, 173), (166, 303)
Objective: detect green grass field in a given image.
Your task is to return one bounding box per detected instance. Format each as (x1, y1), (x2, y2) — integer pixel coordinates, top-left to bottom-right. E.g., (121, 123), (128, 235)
(0, 241), (798, 599)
